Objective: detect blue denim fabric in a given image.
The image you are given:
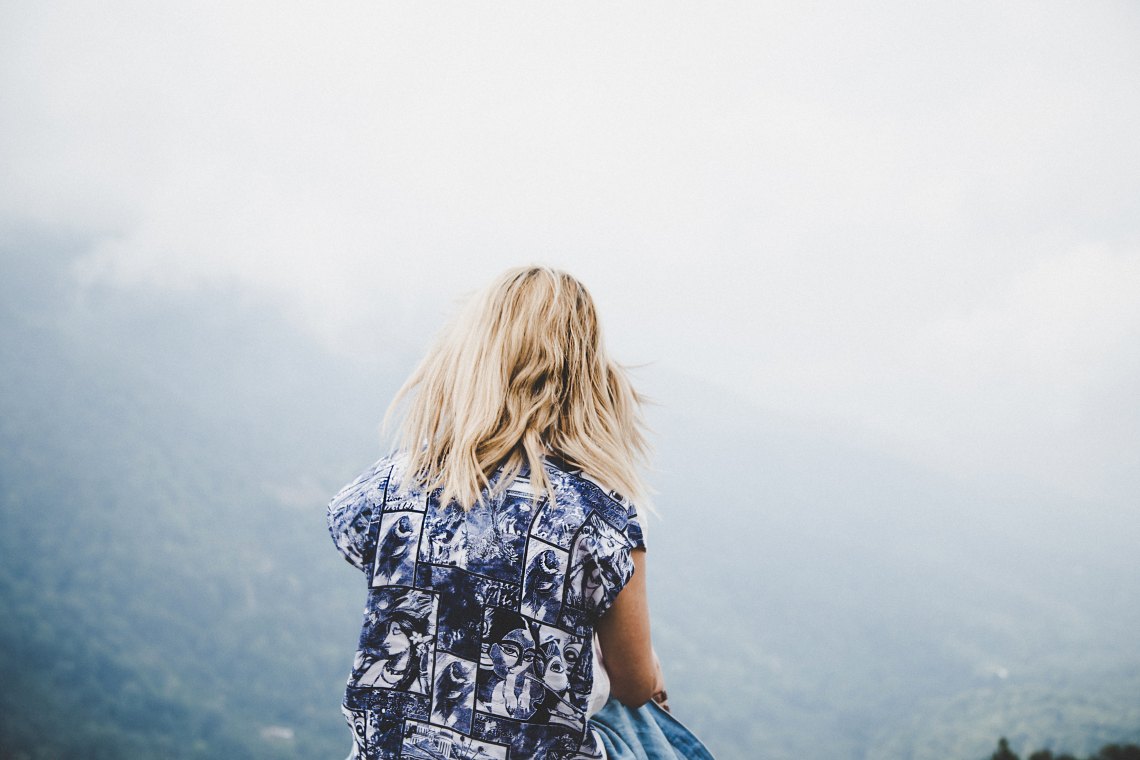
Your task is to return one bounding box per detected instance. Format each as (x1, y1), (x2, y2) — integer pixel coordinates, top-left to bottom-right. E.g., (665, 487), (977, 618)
(590, 699), (716, 759)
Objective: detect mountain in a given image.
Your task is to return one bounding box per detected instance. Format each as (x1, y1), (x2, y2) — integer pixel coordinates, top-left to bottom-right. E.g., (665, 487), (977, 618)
(641, 370), (1140, 759)
(1, 226), (1138, 759)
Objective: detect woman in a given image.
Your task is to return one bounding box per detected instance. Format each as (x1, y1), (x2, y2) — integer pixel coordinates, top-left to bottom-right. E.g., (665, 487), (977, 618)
(328, 267), (663, 759)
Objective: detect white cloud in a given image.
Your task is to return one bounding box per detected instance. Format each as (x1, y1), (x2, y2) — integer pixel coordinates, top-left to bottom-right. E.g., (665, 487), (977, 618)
(830, 246), (1140, 501)
(3, 0), (1139, 499)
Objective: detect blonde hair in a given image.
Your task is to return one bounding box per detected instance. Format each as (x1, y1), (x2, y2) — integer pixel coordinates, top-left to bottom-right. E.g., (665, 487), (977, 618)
(385, 266), (649, 510)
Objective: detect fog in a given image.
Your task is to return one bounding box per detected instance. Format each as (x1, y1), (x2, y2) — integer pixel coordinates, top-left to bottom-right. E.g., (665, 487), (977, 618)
(4, 1), (1139, 504)
(2, 3), (1140, 758)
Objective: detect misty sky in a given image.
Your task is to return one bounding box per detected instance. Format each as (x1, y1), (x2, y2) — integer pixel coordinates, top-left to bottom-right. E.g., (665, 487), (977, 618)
(3, 2), (1139, 505)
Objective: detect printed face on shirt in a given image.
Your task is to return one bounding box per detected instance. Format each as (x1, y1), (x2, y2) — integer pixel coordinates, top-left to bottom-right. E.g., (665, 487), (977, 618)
(530, 550), (561, 596)
(379, 619), (410, 657)
(582, 558), (622, 605)
(492, 628), (537, 677)
(538, 636), (569, 693)
(521, 543), (568, 623)
(430, 653), (477, 734)
(564, 640), (583, 670)
(350, 710), (367, 750)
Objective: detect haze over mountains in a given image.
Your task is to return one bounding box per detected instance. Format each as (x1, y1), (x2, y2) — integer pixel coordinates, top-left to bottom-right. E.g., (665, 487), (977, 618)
(2, 231), (1138, 759)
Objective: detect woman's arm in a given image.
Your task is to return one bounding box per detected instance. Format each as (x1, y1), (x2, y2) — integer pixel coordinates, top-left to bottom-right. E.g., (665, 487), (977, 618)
(595, 548), (664, 707)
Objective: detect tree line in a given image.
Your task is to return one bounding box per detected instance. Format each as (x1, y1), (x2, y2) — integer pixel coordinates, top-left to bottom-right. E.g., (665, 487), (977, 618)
(992, 737), (1140, 760)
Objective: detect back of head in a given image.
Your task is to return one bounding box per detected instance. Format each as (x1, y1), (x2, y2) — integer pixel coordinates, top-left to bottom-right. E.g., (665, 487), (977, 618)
(388, 266), (648, 510)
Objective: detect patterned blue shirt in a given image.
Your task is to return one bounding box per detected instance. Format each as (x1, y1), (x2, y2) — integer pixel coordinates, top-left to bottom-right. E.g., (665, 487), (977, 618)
(327, 454), (645, 760)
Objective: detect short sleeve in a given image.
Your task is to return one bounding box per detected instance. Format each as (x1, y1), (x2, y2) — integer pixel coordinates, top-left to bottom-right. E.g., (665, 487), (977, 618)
(624, 502), (647, 551)
(564, 493), (647, 627)
(326, 459), (391, 573)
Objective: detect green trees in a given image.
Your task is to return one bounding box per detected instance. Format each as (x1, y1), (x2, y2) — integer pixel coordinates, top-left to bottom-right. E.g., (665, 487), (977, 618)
(993, 738), (1021, 760)
(992, 737), (1140, 760)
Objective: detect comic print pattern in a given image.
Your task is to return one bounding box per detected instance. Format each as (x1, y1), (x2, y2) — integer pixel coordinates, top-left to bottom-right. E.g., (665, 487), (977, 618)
(373, 512), (424, 588)
(351, 588), (437, 694)
(520, 541), (567, 624)
(401, 720), (508, 760)
(430, 652), (477, 733)
(327, 460), (390, 572)
(563, 515), (635, 627)
(328, 455), (644, 760)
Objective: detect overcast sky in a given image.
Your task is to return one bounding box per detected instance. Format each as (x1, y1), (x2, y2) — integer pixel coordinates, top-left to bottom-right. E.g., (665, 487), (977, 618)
(3, 1), (1139, 505)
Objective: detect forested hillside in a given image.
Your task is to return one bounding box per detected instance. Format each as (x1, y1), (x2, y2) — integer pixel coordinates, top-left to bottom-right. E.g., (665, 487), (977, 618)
(989, 737), (1140, 760)
(2, 230), (1138, 759)
(0, 239), (394, 757)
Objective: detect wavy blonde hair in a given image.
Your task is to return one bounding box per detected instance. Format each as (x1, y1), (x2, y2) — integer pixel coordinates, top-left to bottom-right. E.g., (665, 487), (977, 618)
(385, 266), (649, 510)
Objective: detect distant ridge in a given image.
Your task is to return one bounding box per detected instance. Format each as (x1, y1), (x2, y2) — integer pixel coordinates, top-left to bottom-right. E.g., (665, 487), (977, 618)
(2, 227), (1139, 759)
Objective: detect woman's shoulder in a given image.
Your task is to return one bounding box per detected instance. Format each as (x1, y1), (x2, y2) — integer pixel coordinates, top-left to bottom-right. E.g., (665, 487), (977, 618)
(329, 452), (405, 505)
(542, 458), (647, 548)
